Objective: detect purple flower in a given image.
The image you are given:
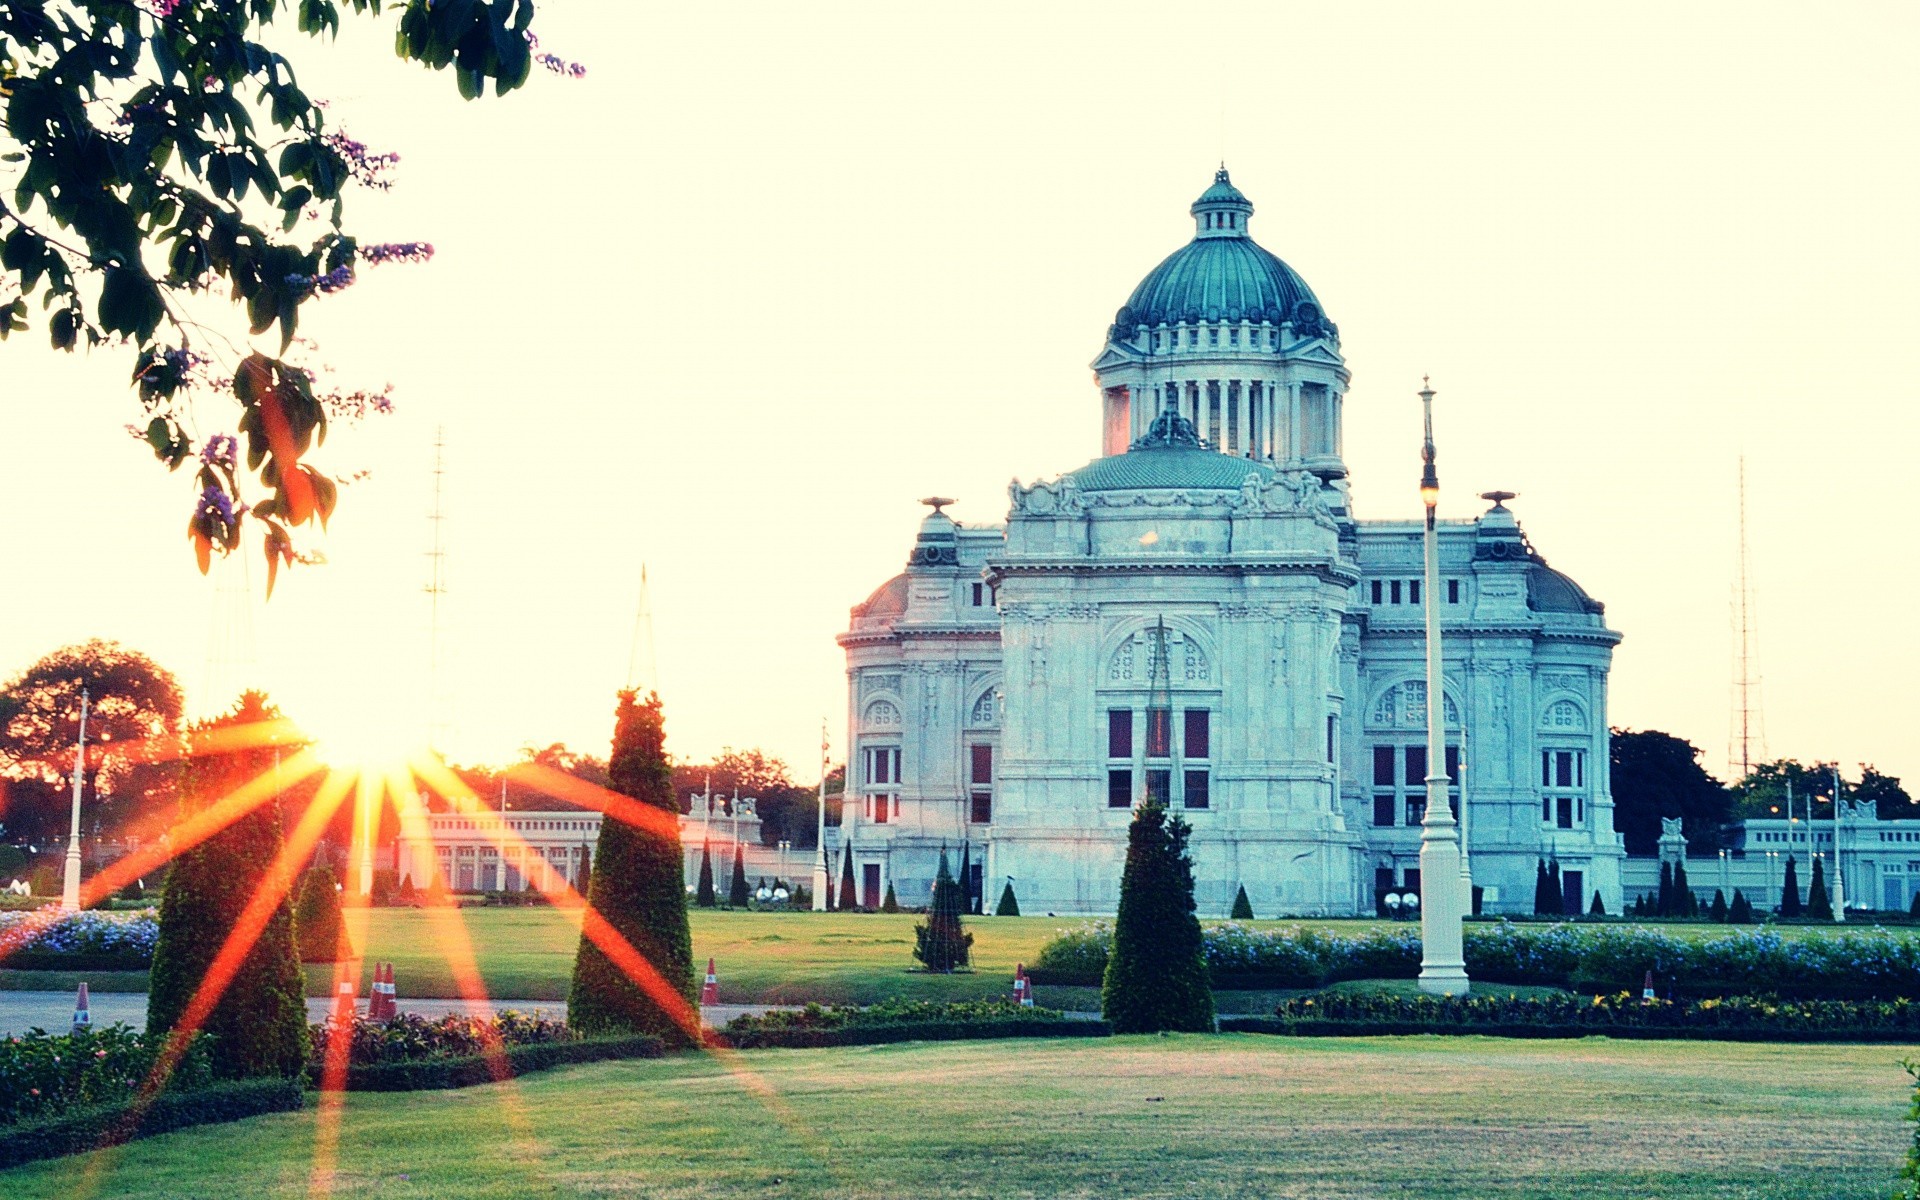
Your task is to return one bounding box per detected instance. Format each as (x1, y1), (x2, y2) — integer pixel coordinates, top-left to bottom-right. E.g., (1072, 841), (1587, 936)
(323, 131), (400, 190)
(200, 433), (237, 469)
(359, 242), (434, 266)
(535, 53), (588, 78)
(285, 265), (354, 295)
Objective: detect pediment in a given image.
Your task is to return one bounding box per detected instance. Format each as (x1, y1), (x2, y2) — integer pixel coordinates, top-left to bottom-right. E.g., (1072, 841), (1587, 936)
(1282, 339), (1346, 366)
(1090, 346), (1142, 372)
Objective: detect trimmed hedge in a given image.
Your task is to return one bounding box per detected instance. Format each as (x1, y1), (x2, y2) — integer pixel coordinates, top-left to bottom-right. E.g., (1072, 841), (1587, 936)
(0, 950), (152, 972)
(0, 1077), (304, 1170)
(724, 1018), (1109, 1050)
(1221, 991), (1920, 1043)
(322, 1035), (665, 1092)
(1033, 920), (1920, 999)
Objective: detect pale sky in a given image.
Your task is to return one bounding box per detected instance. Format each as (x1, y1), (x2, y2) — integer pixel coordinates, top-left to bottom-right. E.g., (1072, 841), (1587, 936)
(3, 2), (1916, 787)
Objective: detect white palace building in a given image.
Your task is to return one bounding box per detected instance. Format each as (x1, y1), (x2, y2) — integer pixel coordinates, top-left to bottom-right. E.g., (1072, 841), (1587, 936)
(833, 169), (1625, 918)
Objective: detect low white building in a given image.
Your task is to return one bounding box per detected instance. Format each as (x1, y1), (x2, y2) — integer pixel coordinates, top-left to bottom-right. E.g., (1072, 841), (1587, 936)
(834, 169), (1625, 918)
(396, 810), (600, 894)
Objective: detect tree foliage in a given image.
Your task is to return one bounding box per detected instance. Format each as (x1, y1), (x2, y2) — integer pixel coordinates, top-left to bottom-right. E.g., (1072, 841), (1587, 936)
(994, 880), (1019, 917)
(1781, 856), (1802, 918)
(0, 639), (184, 842)
(837, 840), (858, 911)
(1609, 729), (1731, 855)
(1808, 855), (1834, 921)
(669, 747), (817, 848)
(911, 849), (970, 973)
(1101, 800), (1213, 1034)
(292, 859), (345, 962)
(693, 837), (714, 908)
(0, 0), (576, 575)
(567, 690), (695, 1046)
(147, 691), (307, 1079)
(727, 842), (748, 908)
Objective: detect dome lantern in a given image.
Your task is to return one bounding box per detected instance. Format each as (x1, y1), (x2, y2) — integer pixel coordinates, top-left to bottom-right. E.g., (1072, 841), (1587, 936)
(1191, 165), (1253, 240)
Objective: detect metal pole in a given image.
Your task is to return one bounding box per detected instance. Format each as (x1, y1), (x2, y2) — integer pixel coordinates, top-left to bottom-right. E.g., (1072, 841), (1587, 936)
(1458, 722), (1472, 905)
(812, 720), (830, 911)
(61, 689), (89, 910)
(1415, 380), (1467, 995)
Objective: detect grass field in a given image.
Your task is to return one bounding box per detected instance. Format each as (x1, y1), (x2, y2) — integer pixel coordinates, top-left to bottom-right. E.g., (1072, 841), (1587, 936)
(3, 1034), (1910, 1198)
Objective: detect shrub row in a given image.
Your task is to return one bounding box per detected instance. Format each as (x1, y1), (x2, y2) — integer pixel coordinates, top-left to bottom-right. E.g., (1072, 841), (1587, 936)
(0, 908), (158, 963)
(0, 1077), (304, 1171)
(721, 999), (1108, 1049)
(1220, 991), (1920, 1043)
(1, 1025), (213, 1128)
(322, 1035), (665, 1092)
(0, 950), (154, 973)
(306, 1011), (573, 1067)
(1031, 921), (1920, 999)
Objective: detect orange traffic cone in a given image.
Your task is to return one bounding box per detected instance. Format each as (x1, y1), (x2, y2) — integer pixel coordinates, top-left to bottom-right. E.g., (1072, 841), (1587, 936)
(334, 977), (357, 1021)
(72, 981), (91, 1031)
(700, 957), (719, 1006)
(386, 963), (399, 1018)
(377, 962), (395, 1019)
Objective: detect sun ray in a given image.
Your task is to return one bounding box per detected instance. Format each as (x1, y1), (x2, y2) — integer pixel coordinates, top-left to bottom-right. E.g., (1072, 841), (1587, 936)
(309, 775), (376, 1200)
(68, 770), (353, 1200)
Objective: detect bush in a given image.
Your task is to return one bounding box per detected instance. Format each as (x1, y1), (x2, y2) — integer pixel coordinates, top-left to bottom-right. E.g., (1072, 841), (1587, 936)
(0, 1024), (212, 1127)
(728, 845), (750, 909)
(694, 839), (716, 908)
(995, 882), (1020, 917)
(568, 691), (697, 1046)
(295, 863), (348, 963)
(329, 1036), (665, 1092)
(722, 999), (1104, 1050)
(0, 908), (159, 964)
(1230, 885), (1255, 920)
(881, 881), (899, 913)
(1102, 801), (1214, 1033)
(307, 1010), (573, 1068)
(0, 1076), (303, 1171)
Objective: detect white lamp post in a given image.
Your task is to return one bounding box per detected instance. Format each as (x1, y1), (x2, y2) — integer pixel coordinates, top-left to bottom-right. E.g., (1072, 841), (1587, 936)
(1415, 380), (1468, 996)
(60, 689), (89, 910)
(1830, 763), (1845, 922)
(812, 720), (831, 911)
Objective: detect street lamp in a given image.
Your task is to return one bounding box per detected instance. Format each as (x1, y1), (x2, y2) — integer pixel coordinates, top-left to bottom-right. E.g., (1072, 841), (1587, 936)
(813, 720), (831, 912)
(778, 839), (791, 888)
(60, 689), (89, 910)
(1415, 379), (1468, 996)
(1828, 762), (1846, 922)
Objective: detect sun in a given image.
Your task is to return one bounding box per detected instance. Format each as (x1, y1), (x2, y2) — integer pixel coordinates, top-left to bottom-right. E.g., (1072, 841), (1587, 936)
(299, 697), (432, 774)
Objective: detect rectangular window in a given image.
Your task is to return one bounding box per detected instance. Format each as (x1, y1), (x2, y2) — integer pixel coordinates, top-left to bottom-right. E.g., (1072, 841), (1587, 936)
(1444, 745), (1460, 780)
(971, 582), (984, 606)
(1409, 579), (1421, 605)
(1373, 746), (1395, 787)
(1108, 769), (1133, 808)
(1184, 709), (1210, 760)
(1183, 770), (1210, 809)
(1327, 715), (1338, 763)
(1406, 796), (1427, 825)
(1371, 580), (1383, 604)
(1403, 868), (1421, 894)
(1373, 794), (1396, 827)
(970, 744), (993, 786)
(1555, 752), (1575, 788)
(1146, 708), (1172, 759)
(1556, 795), (1574, 829)
(864, 747), (900, 786)
(1107, 709), (1133, 759)
(1375, 866), (1396, 893)
(1447, 579), (1461, 605)
(1390, 580), (1403, 604)
(1404, 746), (1427, 787)
(970, 791), (992, 824)
(1145, 769), (1171, 804)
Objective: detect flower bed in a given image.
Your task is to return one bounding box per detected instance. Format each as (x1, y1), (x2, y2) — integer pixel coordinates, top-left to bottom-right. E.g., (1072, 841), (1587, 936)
(0, 1025), (212, 1128)
(0, 908), (159, 968)
(1031, 921), (1920, 999)
(1223, 991), (1920, 1042)
(306, 1010), (573, 1067)
(722, 999), (1108, 1049)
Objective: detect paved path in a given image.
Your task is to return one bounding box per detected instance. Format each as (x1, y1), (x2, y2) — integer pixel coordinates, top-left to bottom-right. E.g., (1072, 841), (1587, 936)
(0, 992), (793, 1037)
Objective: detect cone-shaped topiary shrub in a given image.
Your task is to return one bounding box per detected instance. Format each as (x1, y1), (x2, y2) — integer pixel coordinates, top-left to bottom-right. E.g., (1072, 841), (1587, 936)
(1230, 885), (1255, 920)
(881, 881), (899, 913)
(912, 850), (972, 972)
(1730, 888), (1753, 924)
(957, 841), (975, 915)
(148, 692), (308, 1080)
(396, 873), (417, 906)
(1674, 862), (1694, 917)
(575, 846), (591, 903)
(1808, 856), (1834, 920)
(1547, 860), (1565, 916)
(995, 881), (1020, 916)
(728, 843), (750, 908)
(695, 838), (716, 908)
(1101, 800), (1214, 1033)
(839, 841), (859, 911)
(294, 861), (348, 963)
(1709, 889), (1728, 923)
(567, 691), (697, 1046)
(1910, 890), (1920, 918)
(1535, 860), (1553, 915)
(1781, 857), (1802, 918)
(1589, 890), (1606, 917)
(1657, 861), (1674, 916)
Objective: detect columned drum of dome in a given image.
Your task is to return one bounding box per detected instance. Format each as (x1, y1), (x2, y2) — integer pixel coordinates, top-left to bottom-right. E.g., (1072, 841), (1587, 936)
(1091, 169), (1351, 484)
(835, 168), (1625, 919)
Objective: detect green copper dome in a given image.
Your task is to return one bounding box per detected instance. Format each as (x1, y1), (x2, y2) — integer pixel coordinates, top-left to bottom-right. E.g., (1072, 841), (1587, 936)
(1108, 169), (1335, 343)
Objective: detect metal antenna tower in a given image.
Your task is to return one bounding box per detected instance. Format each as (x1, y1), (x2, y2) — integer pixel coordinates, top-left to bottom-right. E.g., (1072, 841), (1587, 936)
(625, 563), (658, 694)
(424, 426), (450, 752)
(1730, 455), (1766, 784)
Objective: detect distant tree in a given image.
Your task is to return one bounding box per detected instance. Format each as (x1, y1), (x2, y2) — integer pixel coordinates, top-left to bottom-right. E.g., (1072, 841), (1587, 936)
(671, 748), (818, 848)
(294, 861), (346, 963)
(1729, 889), (1753, 924)
(1101, 800), (1214, 1034)
(567, 691), (696, 1045)
(727, 843), (749, 908)
(1808, 857), (1834, 920)
(1657, 862), (1674, 916)
(1230, 885), (1255, 920)
(694, 838), (716, 908)
(838, 841), (859, 912)
(1781, 856), (1802, 918)
(575, 846), (590, 902)
(1535, 860), (1553, 916)
(1708, 889), (1728, 923)
(1547, 861), (1565, 916)
(957, 842), (975, 916)
(1589, 890), (1606, 917)
(911, 849), (971, 973)
(1857, 766), (1916, 822)
(148, 692), (306, 1079)
(1672, 862), (1692, 918)
(1610, 729), (1732, 854)
(881, 881), (899, 913)
(0, 640), (186, 843)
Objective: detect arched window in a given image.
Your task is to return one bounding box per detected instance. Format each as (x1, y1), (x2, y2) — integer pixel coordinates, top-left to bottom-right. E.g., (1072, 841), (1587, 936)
(863, 699), (902, 730)
(1541, 699), (1586, 731)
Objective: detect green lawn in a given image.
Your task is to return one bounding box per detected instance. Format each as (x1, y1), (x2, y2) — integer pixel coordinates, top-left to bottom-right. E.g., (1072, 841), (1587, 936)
(3, 1035), (1910, 1198)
